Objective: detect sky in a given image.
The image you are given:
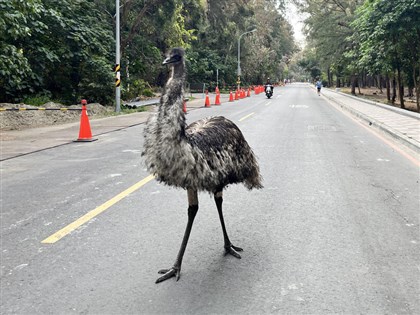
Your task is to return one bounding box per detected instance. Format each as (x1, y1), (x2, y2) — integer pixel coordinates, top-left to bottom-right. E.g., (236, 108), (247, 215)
(284, 1), (306, 48)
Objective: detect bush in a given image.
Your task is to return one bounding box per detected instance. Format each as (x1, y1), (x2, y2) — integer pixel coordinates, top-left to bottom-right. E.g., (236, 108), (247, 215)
(142, 88), (154, 97)
(123, 79), (156, 100)
(23, 92), (53, 106)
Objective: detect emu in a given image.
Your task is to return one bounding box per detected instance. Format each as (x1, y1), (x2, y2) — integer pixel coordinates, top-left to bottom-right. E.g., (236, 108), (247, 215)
(142, 48), (263, 283)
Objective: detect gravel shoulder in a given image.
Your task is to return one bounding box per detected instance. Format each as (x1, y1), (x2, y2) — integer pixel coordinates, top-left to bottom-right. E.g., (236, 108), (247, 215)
(0, 102), (111, 131)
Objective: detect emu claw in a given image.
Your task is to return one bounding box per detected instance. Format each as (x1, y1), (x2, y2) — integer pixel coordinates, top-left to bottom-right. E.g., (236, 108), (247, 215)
(224, 244), (243, 259)
(156, 267), (180, 283)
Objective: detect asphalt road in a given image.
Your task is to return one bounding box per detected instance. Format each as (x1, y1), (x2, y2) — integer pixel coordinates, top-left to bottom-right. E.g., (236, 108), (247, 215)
(1, 84), (419, 314)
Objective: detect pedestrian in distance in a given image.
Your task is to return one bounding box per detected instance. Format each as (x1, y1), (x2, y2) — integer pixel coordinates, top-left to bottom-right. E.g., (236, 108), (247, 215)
(315, 79), (322, 96)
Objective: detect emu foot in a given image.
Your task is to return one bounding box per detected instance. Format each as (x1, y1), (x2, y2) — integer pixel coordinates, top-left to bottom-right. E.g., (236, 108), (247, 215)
(156, 267), (180, 284)
(224, 244), (243, 259)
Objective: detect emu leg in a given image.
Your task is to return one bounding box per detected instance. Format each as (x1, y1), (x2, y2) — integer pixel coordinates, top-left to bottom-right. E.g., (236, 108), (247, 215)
(214, 191), (243, 258)
(156, 189), (198, 283)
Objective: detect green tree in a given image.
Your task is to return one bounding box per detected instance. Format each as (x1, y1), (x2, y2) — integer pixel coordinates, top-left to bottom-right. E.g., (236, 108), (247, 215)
(294, 0), (364, 92)
(352, 0), (420, 110)
(0, 0), (114, 104)
(0, 0), (46, 101)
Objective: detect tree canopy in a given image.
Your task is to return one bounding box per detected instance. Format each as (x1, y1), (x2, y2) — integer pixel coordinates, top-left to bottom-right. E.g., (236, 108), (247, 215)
(3, 0), (417, 111)
(293, 0), (420, 110)
(0, 0), (296, 105)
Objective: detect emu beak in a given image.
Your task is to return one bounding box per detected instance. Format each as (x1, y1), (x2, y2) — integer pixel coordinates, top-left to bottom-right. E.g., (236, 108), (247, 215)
(162, 55), (181, 65)
(162, 57), (172, 65)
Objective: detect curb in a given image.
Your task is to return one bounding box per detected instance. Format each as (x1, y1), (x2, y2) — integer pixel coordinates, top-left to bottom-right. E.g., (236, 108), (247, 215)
(326, 88), (420, 120)
(322, 91), (420, 154)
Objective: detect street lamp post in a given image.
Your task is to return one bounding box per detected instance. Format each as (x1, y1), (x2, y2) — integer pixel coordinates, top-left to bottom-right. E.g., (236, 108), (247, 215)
(237, 29), (256, 91)
(115, 0), (121, 113)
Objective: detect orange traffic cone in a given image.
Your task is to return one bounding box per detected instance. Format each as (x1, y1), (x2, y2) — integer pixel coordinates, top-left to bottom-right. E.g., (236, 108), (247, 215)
(215, 86), (220, 94)
(183, 99), (187, 113)
(229, 90), (234, 102)
(235, 90), (239, 100)
(247, 88), (251, 97)
(204, 92), (211, 107)
(215, 93), (221, 105)
(75, 99), (97, 142)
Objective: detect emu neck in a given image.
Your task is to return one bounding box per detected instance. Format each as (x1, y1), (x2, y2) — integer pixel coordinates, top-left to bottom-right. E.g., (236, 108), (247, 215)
(156, 62), (186, 143)
(170, 62), (185, 80)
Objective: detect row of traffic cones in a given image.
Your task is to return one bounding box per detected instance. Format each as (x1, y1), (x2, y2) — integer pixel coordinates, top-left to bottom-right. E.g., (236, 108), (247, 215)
(205, 86), (261, 108)
(204, 85), (264, 107)
(77, 85), (267, 142)
(204, 86), (221, 108)
(200, 84), (267, 108)
(229, 87), (252, 102)
(254, 85), (265, 94)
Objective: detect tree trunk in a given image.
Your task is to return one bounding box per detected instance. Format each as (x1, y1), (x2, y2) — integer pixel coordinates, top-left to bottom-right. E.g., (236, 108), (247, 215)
(397, 66), (405, 109)
(357, 75), (362, 94)
(392, 73), (397, 104)
(327, 68), (332, 87)
(416, 65), (420, 112)
(351, 75), (356, 95)
(378, 75), (383, 93)
(408, 86), (413, 97)
(386, 74), (391, 101)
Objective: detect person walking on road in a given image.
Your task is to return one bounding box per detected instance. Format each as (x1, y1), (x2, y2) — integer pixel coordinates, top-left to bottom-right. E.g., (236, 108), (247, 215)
(315, 79), (322, 96)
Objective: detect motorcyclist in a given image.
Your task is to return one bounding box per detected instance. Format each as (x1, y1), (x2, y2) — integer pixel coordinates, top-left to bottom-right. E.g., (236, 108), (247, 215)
(264, 78), (274, 94)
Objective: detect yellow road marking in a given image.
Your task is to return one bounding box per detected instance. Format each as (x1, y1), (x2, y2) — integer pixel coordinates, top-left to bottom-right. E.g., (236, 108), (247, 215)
(239, 112), (255, 122)
(42, 174), (155, 244)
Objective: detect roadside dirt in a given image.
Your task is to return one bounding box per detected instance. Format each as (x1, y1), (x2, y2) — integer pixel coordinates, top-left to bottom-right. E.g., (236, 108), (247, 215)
(339, 87), (419, 113)
(0, 102), (111, 131)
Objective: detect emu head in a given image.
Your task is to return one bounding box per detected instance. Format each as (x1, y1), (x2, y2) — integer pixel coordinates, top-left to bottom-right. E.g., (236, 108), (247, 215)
(163, 47), (185, 66)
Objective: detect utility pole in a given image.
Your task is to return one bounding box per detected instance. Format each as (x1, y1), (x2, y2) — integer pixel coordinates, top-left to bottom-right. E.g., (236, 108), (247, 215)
(115, 0), (121, 113)
(237, 29), (256, 91)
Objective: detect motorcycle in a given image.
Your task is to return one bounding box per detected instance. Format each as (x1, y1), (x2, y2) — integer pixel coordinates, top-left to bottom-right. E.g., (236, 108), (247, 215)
(265, 85), (273, 99)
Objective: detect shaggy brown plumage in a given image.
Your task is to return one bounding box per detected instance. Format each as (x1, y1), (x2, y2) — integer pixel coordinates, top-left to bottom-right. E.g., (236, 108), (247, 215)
(142, 47), (262, 283)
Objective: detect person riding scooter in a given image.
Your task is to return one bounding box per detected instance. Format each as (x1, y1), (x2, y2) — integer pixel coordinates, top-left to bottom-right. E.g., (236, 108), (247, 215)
(264, 78), (274, 98)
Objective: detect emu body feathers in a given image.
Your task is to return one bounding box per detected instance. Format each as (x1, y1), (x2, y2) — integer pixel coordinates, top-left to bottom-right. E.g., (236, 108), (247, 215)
(142, 47), (262, 283)
(142, 51), (262, 192)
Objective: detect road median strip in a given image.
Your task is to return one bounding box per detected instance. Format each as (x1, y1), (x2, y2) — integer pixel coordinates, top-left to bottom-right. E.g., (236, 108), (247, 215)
(41, 174), (155, 244)
(239, 112), (255, 122)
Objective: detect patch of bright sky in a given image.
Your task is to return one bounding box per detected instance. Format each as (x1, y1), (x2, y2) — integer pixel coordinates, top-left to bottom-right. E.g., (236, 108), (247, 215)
(284, 1), (306, 48)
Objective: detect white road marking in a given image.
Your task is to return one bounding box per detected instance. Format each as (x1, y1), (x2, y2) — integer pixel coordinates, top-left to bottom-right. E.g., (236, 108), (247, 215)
(290, 104), (309, 108)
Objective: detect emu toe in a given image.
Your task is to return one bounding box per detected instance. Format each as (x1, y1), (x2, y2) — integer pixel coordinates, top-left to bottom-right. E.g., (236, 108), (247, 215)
(224, 244), (243, 259)
(156, 267), (180, 283)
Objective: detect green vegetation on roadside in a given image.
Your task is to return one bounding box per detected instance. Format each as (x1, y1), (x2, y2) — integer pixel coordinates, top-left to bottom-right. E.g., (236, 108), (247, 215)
(292, 0), (419, 111)
(1, 0), (418, 111)
(0, 0), (296, 106)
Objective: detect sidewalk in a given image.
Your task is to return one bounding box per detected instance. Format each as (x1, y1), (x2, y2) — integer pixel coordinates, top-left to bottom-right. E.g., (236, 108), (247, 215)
(0, 93), (229, 161)
(322, 88), (420, 154)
